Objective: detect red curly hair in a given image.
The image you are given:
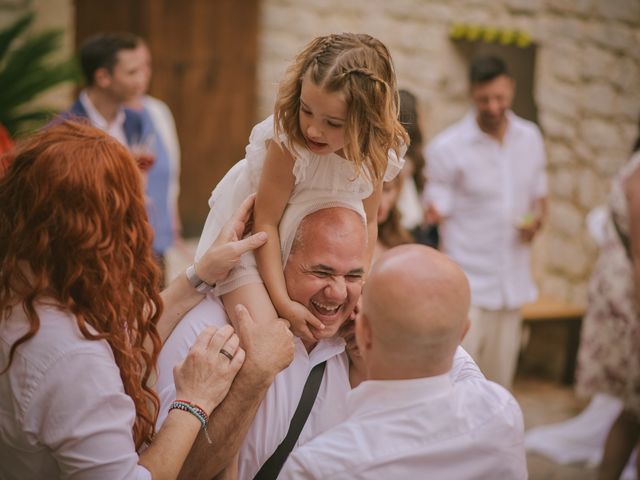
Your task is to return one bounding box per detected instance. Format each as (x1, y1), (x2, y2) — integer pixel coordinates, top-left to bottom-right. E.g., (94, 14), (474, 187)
(0, 120), (163, 449)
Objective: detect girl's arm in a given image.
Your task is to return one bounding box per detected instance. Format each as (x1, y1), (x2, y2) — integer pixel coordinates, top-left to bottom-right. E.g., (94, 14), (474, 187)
(156, 195), (267, 343)
(362, 181), (384, 272)
(254, 141), (323, 339)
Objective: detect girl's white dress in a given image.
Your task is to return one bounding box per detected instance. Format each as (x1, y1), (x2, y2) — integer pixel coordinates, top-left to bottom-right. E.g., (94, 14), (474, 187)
(195, 115), (404, 295)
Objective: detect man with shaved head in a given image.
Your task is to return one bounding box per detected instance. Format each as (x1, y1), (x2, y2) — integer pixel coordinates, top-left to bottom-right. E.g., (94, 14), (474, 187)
(280, 245), (527, 479)
(157, 204), (486, 479)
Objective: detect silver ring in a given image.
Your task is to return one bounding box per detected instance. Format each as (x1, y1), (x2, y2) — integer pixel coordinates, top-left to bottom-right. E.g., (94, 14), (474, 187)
(219, 349), (234, 361)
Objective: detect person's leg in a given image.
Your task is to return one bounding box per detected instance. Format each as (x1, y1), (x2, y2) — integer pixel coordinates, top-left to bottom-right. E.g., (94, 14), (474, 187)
(222, 283), (279, 331)
(598, 409), (640, 480)
(497, 309), (522, 389)
(479, 309), (522, 389)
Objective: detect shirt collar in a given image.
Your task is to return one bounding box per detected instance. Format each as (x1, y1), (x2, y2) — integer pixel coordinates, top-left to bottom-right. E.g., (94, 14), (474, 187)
(79, 90), (126, 133)
(464, 108), (520, 143)
(347, 373), (453, 418)
(295, 335), (346, 365)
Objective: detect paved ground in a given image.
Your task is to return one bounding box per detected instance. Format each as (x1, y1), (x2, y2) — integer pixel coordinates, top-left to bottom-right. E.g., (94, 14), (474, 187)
(513, 376), (596, 479)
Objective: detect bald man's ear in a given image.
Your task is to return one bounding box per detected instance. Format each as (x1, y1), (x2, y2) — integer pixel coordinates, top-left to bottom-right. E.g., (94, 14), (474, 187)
(460, 316), (471, 342)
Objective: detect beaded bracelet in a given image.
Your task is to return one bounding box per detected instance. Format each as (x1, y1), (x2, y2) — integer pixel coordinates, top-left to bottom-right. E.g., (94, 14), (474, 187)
(169, 400), (213, 444)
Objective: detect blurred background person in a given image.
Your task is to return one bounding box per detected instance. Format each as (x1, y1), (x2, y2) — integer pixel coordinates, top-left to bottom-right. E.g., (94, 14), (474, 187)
(425, 55), (547, 390)
(397, 89), (439, 248)
(64, 32), (145, 150)
(574, 121), (640, 480)
(126, 39), (183, 283)
(375, 175), (414, 262)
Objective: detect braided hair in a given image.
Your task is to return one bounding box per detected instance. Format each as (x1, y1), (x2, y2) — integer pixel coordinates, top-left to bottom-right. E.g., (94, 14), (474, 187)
(275, 33), (408, 184)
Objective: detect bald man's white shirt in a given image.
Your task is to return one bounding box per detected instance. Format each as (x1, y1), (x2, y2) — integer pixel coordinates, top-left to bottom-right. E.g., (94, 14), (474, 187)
(155, 296), (485, 479)
(279, 375), (526, 480)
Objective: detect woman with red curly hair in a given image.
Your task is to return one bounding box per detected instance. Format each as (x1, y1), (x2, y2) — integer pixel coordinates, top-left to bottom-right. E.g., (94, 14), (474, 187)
(0, 121), (267, 479)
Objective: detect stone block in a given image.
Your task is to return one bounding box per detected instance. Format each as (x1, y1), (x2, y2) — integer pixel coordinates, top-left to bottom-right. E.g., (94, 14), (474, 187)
(585, 22), (637, 55)
(610, 56), (640, 96)
(506, 0), (543, 13)
(591, 147), (629, 176)
(536, 80), (580, 119)
(539, 41), (582, 83)
(539, 273), (572, 302)
(577, 167), (609, 209)
(580, 44), (619, 82)
(549, 168), (576, 200)
(548, 197), (584, 237)
(579, 118), (622, 150)
(546, 141), (576, 167)
(580, 82), (618, 118)
(547, 231), (590, 279)
(539, 15), (588, 43)
(593, 0), (640, 24)
(546, 0), (595, 16)
(539, 110), (578, 142)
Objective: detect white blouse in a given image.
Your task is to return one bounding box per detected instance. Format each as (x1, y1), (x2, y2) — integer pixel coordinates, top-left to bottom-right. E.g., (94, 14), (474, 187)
(0, 301), (151, 480)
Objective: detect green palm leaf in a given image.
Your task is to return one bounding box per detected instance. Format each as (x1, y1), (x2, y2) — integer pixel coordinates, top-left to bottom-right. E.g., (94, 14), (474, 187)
(0, 12), (33, 61)
(0, 13), (78, 136)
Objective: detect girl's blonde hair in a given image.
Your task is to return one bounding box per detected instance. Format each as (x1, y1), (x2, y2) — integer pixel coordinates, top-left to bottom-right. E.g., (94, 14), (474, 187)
(274, 33), (409, 183)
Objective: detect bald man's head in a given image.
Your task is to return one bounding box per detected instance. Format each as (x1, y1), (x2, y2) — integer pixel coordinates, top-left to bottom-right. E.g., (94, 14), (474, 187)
(284, 207), (367, 342)
(358, 245), (471, 378)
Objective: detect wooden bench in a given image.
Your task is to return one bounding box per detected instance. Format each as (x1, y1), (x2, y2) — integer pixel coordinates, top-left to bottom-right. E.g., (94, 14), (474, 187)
(519, 296), (585, 385)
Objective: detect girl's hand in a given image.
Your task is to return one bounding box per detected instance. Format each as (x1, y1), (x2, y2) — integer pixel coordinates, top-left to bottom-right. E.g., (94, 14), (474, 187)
(173, 324), (245, 414)
(282, 300), (325, 342)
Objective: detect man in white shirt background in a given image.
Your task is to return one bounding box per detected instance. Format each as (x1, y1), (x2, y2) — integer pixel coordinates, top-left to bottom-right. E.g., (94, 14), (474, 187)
(425, 54), (548, 389)
(280, 244), (527, 480)
(155, 202), (485, 479)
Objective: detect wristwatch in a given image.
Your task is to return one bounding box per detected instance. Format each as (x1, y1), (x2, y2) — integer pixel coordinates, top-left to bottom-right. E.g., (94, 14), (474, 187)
(185, 264), (216, 293)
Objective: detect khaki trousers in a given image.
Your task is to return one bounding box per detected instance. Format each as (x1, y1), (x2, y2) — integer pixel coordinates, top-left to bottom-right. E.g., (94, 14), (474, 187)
(461, 306), (522, 390)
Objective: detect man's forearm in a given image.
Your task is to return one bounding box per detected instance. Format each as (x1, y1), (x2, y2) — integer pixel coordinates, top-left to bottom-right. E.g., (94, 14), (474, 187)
(158, 274), (204, 343)
(177, 363), (273, 480)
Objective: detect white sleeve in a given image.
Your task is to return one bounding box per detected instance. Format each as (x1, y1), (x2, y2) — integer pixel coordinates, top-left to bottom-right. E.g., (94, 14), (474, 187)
(425, 140), (457, 216)
(25, 348), (151, 480)
(155, 296), (229, 428)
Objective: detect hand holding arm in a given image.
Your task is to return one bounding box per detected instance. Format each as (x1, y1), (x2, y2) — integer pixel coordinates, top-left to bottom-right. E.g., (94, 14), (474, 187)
(177, 304), (294, 479)
(139, 325), (245, 480)
(157, 195), (267, 343)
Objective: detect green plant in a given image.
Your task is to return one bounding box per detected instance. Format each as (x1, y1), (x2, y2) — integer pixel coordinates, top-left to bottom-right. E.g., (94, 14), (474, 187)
(0, 12), (80, 137)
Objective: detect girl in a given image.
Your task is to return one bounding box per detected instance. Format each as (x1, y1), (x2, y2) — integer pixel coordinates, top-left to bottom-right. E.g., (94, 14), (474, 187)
(195, 33), (408, 341)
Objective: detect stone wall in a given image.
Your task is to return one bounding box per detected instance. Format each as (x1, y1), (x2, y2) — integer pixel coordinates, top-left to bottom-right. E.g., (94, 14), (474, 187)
(15, 0), (640, 305)
(257, 0), (640, 305)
